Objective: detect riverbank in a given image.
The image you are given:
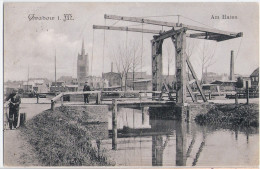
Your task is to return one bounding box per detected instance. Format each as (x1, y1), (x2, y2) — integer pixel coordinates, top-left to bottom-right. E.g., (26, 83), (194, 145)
(195, 103), (259, 127)
(20, 106), (114, 166)
(4, 102), (50, 166)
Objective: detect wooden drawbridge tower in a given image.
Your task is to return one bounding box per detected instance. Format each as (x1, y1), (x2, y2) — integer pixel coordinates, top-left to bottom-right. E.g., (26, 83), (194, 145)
(93, 14), (243, 104)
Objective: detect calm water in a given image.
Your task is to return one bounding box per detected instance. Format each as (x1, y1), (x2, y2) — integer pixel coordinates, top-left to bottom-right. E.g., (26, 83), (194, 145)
(91, 107), (259, 166)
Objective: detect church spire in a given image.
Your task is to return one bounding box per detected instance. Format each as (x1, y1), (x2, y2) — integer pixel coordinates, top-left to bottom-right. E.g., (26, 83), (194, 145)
(81, 39), (85, 55)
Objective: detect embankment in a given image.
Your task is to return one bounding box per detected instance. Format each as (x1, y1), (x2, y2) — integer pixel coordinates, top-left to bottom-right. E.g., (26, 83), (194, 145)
(195, 103), (259, 127)
(20, 105), (114, 166)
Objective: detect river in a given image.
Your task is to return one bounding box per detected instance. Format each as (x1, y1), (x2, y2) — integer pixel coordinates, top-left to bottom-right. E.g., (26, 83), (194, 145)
(91, 107), (259, 167)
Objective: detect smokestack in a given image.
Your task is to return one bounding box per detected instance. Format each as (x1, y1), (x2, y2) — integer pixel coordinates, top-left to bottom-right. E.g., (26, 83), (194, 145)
(230, 50), (234, 81)
(111, 62), (113, 72)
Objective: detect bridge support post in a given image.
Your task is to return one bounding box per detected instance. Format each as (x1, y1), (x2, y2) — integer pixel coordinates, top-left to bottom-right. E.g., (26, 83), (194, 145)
(151, 39), (163, 100)
(112, 99), (118, 150)
(172, 28), (187, 104)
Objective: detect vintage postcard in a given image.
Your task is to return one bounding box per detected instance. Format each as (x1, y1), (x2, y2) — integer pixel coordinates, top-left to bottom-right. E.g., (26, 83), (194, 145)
(3, 2), (259, 167)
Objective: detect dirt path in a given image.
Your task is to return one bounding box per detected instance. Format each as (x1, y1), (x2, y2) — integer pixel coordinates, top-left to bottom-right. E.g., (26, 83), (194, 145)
(4, 100), (50, 167)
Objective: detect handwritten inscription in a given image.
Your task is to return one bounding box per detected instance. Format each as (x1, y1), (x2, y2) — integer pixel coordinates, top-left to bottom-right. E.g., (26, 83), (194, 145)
(28, 14), (74, 21)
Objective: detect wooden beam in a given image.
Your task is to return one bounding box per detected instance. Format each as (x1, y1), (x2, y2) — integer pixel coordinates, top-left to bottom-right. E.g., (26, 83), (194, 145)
(151, 40), (163, 98)
(93, 25), (161, 34)
(104, 14), (242, 37)
(186, 57), (207, 102)
(105, 14), (180, 27)
(154, 28), (188, 42)
(94, 24), (240, 42)
(173, 28), (187, 104)
(187, 84), (196, 102)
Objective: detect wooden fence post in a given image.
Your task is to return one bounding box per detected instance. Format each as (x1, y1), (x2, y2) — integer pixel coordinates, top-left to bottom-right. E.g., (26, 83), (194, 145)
(194, 94), (198, 102)
(51, 100), (55, 111)
(235, 94), (238, 105)
(246, 81), (249, 104)
(96, 92), (101, 104)
(60, 94), (64, 106)
(112, 99), (117, 150)
(37, 94), (39, 104)
(208, 92), (212, 100)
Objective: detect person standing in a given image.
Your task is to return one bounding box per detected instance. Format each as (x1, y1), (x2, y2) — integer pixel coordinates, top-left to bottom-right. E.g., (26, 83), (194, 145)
(83, 81), (91, 104)
(5, 89), (21, 129)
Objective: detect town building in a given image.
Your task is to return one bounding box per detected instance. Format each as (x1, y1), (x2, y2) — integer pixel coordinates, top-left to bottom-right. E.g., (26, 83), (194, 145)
(202, 72), (229, 84)
(250, 67), (259, 89)
(133, 79), (152, 90)
(50, 81), (67, 93)
(21, 78), (49, 93)
(77, 40), (89, 89)
(86, 76), (108, 90)
(4, 81), (23, 96)
(102, 70), (121, 87)
(58, 76), (77, 85)
(211, 80), (236, 91)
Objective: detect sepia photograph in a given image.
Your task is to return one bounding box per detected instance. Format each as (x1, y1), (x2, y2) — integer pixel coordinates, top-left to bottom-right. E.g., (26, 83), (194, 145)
(2, 2), (259, 167)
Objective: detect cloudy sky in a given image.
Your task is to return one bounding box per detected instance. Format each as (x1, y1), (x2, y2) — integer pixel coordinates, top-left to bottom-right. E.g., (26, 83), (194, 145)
(4, 2), (259, 82)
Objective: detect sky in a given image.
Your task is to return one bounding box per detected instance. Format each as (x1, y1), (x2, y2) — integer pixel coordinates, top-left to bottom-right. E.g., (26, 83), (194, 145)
(3, 2), (259, 82)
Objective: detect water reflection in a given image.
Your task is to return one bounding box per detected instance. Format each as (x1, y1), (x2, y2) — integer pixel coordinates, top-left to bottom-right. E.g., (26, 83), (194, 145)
(92, 107), (259, 166)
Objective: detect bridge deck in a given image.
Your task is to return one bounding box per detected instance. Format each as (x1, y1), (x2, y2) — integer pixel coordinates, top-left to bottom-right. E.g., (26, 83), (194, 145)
(62, 100), (176, 108)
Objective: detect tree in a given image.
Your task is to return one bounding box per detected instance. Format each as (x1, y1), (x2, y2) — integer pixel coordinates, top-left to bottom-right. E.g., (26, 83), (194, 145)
(197, 41), (217, 84)
(112, 40), (142, 91)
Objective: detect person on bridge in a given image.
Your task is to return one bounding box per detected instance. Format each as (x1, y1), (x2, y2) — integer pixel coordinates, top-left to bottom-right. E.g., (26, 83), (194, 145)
(83, 81), (91, 104)
(5, 89), (21, 130)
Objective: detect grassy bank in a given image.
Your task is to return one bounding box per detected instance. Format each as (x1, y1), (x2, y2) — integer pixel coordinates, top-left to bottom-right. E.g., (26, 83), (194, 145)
(195, 103), (259, 127)
(20, 107), (113, 166)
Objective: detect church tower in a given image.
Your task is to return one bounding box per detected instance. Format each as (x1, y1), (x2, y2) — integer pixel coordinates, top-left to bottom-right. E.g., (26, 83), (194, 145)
(77, 40), (89, 87)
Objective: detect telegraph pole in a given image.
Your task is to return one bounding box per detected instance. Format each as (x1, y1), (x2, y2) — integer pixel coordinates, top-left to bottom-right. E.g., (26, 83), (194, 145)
(55, 49), (57, 85)
(27, 65), (29, 92)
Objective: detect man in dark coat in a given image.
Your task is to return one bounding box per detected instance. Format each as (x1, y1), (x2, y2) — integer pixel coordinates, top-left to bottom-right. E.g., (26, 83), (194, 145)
(83, 81), (91, 104)
(5, 89), (21, 129)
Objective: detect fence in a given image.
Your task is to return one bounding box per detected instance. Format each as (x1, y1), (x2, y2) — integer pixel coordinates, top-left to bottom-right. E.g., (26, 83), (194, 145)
(50, 90), (177, 110)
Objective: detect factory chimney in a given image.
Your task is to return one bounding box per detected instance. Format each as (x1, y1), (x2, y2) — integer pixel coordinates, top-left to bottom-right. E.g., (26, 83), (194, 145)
(230, 50), (234, 81)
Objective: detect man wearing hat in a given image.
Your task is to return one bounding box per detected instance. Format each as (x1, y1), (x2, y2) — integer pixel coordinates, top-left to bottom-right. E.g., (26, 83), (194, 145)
(83, 81), (91, 104)
(5, 89), (21, 129)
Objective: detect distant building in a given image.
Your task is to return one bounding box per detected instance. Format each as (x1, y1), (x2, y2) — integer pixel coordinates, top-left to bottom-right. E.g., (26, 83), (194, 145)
(237, 77), (252, 89)
(133, 79), (152, 90)
(58, 76), (77, 85)
(77, 40), (89, 89)
(65, 84), (78, 92)
(126, 72), (148, 88)
(202, 84), (220, 93)
(250, 67), (259, 89)
(50, 81), (66, 93)
(211, 80), (236, 91)
(102, 72), (121, 87)
(86, 76), (108, 90)
(202, 72), (229, 84)
(21, 78), (49, 93)
(4, 81), (23, 96)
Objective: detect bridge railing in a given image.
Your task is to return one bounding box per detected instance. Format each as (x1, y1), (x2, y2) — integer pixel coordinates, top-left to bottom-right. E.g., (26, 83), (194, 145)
(50, 90), (176, 110)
